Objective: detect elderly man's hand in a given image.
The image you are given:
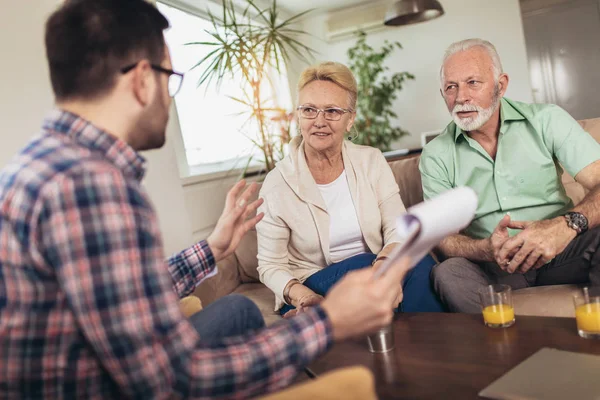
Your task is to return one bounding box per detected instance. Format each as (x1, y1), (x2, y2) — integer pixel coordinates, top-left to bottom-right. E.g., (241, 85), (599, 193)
(497, 217), (576, 273)
(489, 214), (521, 265)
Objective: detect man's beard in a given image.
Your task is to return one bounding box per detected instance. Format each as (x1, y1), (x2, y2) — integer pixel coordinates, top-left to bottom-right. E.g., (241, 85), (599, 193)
(451, 86), (501, 132)
(136, 91), (168, 151)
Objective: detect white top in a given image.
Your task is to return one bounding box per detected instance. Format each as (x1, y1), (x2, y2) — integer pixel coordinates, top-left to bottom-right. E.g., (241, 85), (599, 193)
(317, 170), (368, 263)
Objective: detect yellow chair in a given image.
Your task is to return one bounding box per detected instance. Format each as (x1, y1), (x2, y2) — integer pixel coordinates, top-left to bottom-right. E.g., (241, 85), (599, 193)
(257, 366), (377, 400)
(179, 295), (203, 318)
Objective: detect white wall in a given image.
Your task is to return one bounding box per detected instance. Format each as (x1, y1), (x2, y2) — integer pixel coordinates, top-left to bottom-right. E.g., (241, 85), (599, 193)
(0, 0), (193, 255)
(293, 0), (534, 149)
(0, 0), (56, 166)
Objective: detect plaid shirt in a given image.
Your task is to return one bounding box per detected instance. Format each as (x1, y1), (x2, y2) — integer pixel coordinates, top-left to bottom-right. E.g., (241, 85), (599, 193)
(0, 110), (332, 399)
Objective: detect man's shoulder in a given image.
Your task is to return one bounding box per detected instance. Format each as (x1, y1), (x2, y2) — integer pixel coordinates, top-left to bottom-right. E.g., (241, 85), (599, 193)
(0, 133), (126, 203)
(503, 97), (565, 123)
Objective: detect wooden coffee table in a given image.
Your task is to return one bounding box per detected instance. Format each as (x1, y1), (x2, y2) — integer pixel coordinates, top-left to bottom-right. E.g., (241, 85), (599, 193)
(307, 313), (600, 399)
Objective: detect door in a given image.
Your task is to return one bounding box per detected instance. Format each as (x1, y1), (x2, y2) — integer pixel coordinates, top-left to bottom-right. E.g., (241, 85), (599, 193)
(521, 0), (600, 120)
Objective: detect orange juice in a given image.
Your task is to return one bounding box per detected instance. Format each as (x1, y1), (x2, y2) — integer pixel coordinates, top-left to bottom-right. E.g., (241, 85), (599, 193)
(482, 304), (515, 327)
(575, 302), (600, 333)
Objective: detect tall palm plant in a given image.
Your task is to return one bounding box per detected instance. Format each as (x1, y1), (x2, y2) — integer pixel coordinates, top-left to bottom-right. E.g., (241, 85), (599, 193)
(187, 0), (315, 172)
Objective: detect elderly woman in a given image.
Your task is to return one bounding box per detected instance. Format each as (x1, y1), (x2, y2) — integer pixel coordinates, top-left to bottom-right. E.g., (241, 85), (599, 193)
(257, 62), (444, 317)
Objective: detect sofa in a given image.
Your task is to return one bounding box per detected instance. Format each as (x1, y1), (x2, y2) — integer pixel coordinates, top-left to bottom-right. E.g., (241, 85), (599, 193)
(193, 117), (600, 324)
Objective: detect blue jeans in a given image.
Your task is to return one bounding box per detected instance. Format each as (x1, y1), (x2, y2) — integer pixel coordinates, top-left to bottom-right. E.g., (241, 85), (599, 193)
(280, 253), (446, 315)
(189, 294), (265, 345)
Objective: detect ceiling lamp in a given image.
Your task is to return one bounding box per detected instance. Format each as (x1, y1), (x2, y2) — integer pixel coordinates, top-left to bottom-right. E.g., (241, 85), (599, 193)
(384, 0), (445, 26)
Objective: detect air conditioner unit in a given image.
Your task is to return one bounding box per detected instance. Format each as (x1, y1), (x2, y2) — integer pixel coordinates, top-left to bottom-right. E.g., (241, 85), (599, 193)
(326, 1), (389, 42)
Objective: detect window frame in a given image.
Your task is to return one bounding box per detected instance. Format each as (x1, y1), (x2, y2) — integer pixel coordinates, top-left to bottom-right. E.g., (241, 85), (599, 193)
(158, 0), (287, 183)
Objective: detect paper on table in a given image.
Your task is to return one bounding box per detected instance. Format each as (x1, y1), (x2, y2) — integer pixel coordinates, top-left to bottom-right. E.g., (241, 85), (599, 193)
(374, 186), (478, 278)
(479, 348), (600, 400)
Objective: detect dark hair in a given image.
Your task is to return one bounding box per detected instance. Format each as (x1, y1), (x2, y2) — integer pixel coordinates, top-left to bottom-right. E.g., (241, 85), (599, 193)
(45, 0), (169, 101)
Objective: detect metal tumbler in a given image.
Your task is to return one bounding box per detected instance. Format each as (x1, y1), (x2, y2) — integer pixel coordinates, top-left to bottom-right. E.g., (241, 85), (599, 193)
(367, 324), (395, 353)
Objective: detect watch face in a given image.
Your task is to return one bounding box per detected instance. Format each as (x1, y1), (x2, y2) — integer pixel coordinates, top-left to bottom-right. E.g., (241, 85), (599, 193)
(567, 212), (589, 233)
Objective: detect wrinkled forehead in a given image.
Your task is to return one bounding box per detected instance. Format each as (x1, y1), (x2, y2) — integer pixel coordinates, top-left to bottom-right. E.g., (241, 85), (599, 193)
(298, 80), (351, 108)
(442, 47), (495, 82)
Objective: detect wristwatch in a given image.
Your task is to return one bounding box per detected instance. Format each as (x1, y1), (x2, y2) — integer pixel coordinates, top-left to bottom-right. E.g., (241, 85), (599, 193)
(564, 211), (588, 236)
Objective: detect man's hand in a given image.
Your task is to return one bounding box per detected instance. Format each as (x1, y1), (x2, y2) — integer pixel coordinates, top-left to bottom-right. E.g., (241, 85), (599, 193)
(490, 214), (524, 265)
(206, 180), (264, 262)
(497, 217), (576, 274)
(321, 257), (411, 341)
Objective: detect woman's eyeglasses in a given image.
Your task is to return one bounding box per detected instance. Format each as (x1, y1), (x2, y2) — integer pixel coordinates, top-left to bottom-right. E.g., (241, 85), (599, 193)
(121, 63), (184, 97)
(297, 105), (353, 121)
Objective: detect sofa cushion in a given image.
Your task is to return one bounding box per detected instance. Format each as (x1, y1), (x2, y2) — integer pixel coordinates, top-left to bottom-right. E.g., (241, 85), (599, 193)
(388, 155), (423, 209)
(234, 188), (261, 283)
(233, 283), (281, 326)
(236, 229), (260, 283)
(512, 284), (584, 317)
(579, 118), (600, 142)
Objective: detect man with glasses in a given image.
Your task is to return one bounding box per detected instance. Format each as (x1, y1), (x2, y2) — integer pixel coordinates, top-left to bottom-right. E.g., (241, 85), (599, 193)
(0, 1), (409, 398)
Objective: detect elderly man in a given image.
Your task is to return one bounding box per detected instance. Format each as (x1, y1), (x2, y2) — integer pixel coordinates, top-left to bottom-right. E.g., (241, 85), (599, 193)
(420, 38), (600, 313)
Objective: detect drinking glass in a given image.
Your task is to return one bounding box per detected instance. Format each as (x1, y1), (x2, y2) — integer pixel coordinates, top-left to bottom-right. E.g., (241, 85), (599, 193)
(573, 287), (600, 339)
(478, 284), (515, 328)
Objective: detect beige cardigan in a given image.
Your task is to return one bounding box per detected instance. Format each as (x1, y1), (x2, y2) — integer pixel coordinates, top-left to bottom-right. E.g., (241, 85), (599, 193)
(257, 137), (406, 311)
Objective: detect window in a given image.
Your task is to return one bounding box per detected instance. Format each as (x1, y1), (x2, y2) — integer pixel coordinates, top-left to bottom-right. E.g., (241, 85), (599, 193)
(157, 2), (293, 175)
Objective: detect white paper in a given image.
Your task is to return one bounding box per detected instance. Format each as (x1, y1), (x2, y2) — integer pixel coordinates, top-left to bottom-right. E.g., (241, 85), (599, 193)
(375, 187), (478, 277)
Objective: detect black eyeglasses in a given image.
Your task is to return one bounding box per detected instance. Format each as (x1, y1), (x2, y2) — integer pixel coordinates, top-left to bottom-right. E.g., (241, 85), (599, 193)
(121, 63), (184, 97)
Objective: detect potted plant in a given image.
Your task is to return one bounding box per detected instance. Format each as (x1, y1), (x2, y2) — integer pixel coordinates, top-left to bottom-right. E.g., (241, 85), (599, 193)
(347, 31), (415, 151)
(187, 0), (315, 173)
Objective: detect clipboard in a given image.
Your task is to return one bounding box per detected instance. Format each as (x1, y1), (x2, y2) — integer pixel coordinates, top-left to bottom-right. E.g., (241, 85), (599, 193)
(373, 186), (478, 279)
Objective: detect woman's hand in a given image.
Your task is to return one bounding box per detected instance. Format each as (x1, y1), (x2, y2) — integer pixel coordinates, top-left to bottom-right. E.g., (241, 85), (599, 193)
(372, 257), (403, 309)
(392, 287), (403, 310)
(283, 284), (323, 319)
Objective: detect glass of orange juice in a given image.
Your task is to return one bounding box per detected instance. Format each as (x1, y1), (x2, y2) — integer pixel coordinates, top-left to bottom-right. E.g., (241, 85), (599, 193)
(478, 284), (515, 328)
(573, 287), (600, 339)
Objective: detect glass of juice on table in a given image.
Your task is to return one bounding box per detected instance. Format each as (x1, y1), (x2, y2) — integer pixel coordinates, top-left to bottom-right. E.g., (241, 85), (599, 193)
(573, 287), (600, 339)
(479, 284), (515, 328)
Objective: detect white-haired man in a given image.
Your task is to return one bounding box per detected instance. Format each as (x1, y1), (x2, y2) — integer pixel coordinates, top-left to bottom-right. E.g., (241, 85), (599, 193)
(419, 38), (600, 313)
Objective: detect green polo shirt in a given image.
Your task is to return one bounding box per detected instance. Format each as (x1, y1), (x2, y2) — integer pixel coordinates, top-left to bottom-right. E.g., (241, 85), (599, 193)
(419, 97), (600, 239)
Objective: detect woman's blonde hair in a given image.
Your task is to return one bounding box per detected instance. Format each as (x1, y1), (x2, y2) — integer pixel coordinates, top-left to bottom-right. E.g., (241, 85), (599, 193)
(297, 62), (358, 110)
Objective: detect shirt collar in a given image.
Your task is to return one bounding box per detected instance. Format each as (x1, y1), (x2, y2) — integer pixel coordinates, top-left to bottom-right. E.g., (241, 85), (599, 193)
(42, 109), (147, 181)
(453, 97), (526, 142)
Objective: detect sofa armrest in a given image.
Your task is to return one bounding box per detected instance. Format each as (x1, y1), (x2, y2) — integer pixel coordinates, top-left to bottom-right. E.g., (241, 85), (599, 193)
(192, 253), (242, 306)
(257, 366), (377, 400)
